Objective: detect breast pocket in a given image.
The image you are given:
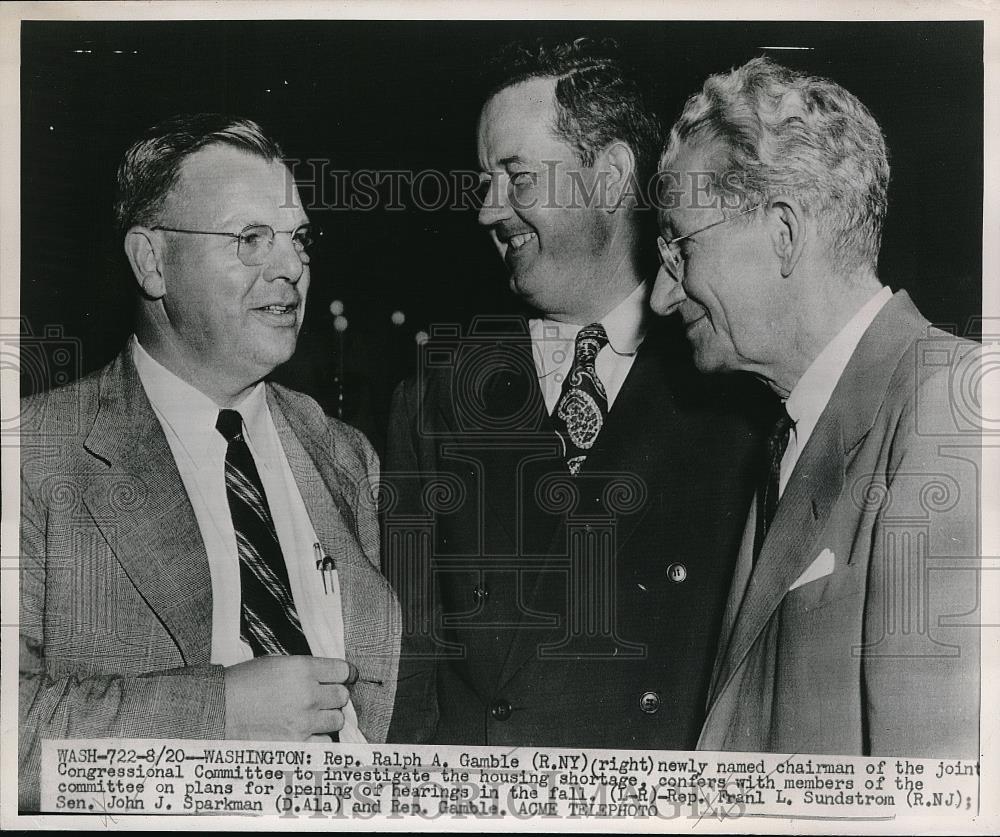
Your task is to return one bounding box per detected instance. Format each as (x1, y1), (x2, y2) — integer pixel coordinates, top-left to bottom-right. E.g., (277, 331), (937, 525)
(782, 560), (865, 615)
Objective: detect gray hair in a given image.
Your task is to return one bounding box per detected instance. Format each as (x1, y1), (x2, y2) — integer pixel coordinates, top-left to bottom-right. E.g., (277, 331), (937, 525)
(114, 113), (284, 235)
(662, 57), (889, 274)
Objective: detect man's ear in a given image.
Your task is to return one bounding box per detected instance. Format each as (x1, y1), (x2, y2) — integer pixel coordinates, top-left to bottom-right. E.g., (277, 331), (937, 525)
(601, 141), (637, 212)
(767, 196), (807, 278)
(124, 227), (167, 299)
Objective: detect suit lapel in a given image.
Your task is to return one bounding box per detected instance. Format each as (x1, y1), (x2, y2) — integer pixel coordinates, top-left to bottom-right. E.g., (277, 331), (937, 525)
(434, 325), (562, 552)
(430, 324), (568, 690)
(81, 349), (214, 665)
(495, 323), (684, 688)
(710, 412), (846, 697)
(579, 324), (685, 550)
(705, 508), (756, 701)
(706, 291), (931, 709)
(268, 387), (399, 738)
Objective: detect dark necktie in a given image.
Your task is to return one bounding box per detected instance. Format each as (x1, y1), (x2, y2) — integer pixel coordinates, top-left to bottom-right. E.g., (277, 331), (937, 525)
(216, 409), (311, 658)
(753, 405), (795, 564)
(551, 322), (610, 476)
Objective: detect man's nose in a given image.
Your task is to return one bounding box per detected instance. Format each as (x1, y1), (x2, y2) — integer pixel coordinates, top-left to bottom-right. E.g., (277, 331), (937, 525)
(649, 264), (688, 316)
(477, 178), (511, 228)
(265, 231), (306, 283)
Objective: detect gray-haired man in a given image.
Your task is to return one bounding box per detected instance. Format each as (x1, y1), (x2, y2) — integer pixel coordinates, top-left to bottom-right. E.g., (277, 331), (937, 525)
(652, 58), (980, 757)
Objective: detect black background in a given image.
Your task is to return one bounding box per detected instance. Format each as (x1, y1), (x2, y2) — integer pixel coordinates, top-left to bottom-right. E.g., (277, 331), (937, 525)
(20, 20), (984, 450)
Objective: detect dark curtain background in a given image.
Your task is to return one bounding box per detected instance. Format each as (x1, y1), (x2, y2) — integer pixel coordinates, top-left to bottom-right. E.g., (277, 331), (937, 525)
(20, 20), (984, 452)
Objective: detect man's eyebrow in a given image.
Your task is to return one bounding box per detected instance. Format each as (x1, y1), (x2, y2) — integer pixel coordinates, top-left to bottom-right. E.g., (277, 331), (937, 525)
(215, 211), (311, 229)
(479, 155), (528, 175)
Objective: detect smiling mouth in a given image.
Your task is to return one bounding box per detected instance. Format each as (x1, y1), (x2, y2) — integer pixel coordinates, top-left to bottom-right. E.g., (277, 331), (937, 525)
(253, 302), (299, 323)
(499, 231), (537, 269)
(506, 232), (537, 251)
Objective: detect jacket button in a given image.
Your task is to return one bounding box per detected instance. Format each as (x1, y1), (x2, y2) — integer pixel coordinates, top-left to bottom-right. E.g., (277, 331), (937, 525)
(472, 585), (489, 604)
(667, 563), (687, 583)
(639, 691), (660, 714)
(490, 700), (512, 721)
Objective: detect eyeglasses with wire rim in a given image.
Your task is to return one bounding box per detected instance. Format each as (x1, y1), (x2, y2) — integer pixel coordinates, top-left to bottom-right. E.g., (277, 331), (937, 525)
(657, 204), (761, 283)
(151, 223), (318, 267)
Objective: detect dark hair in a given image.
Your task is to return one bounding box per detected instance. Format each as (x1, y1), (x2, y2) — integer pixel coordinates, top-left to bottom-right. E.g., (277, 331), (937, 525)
(114, 113), (284, 235)
(484, 37), (662, 190)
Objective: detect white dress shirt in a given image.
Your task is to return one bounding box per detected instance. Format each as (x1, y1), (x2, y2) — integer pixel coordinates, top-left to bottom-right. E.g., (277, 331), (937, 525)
(529, 280), (649, 414)
(132, 337), (364, 742)
(779, 286), (893, 495)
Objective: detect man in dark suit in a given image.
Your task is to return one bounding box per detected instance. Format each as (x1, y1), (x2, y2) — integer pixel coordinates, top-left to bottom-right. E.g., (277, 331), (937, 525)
(651, 58), (980, 757)
(383, 39), (766, 747)
(19, 115), (400, 811)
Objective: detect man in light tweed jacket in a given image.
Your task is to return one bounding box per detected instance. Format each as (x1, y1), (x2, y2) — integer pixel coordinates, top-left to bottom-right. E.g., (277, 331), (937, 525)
(19, 114), (400, 811)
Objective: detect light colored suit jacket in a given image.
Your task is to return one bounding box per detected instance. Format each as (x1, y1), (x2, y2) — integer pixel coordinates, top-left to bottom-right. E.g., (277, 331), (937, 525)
(19, 347), (400, 811)
(698, 292), (980, 758)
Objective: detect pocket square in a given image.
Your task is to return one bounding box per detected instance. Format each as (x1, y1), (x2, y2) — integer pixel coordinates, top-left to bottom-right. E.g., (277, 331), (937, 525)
(789, 548), (835, 591)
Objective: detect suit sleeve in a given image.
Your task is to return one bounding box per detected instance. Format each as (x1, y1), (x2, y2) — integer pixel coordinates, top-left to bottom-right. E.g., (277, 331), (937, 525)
(862, 362), (980, 758)
(18, 473), (226, 813)
(382, 378), (441, 743)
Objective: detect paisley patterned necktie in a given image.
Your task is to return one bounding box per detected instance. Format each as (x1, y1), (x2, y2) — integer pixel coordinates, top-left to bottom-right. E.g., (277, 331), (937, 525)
(551, 322), (610, 475)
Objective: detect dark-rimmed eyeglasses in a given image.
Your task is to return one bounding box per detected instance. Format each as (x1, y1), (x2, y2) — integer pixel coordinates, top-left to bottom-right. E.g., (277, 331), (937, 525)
(657, 204), (761, 283)
(151, 223), (317, 267)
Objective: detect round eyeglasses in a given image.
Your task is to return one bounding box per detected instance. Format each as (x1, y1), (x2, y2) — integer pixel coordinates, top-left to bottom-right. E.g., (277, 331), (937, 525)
(657, 204), (761, 283)
(151, 223), (317, 267)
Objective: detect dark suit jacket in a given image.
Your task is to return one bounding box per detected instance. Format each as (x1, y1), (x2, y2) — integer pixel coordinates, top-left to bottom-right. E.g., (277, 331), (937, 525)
(382, 315), (769, 748)
(699, 292), (980, 757)
(19, 346), (401, 811)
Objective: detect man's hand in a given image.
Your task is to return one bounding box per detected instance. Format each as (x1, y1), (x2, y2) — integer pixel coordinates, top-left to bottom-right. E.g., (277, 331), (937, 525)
(224, 656), (358, 740)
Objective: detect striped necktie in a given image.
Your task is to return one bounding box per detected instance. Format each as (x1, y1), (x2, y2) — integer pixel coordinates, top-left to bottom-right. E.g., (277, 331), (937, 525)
(216, 409), (311, 657)
(551, 322), (610, 476)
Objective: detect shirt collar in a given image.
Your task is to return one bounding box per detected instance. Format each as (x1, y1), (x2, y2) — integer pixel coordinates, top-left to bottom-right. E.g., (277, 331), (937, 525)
(131, 336), (270, 467)
(237, 379), (276, 471)
(529, 281), (650, 378)
(785, 285), (893, 431)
